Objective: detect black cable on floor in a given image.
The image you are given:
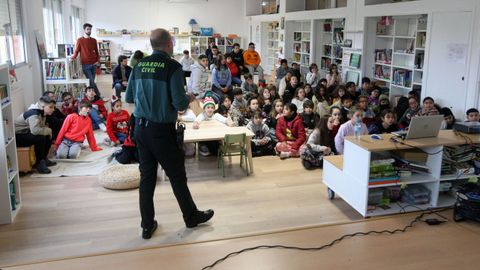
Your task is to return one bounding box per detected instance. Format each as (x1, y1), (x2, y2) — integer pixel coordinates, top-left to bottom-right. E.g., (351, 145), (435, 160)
(200, 207), (451, 270)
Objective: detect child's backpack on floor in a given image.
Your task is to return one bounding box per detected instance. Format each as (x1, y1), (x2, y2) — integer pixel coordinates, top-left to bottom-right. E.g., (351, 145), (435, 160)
(301, 145), (324, 169)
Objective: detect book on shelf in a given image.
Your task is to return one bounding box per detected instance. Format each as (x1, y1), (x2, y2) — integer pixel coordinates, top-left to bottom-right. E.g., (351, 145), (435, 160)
(334, 31), (344, 44)
(342, 51), (351, 67)
(368, 178), (401, 186)
(302, 42), (310, 54)
(333, 46), (342, 58)
(323, 23), (331, 32)
(45, 61), (66, 80)
(371, 158), (396, 165)
(294, 44), (301, 52)
(0, 84), (8, 100)
(392, 69), (412, 87)
(323, 45), (332, 56)
(375, 49), (392, 64)
(349, 53), (361, 68)
(345, 71), (360, 85)
(294, 32), (302, 41)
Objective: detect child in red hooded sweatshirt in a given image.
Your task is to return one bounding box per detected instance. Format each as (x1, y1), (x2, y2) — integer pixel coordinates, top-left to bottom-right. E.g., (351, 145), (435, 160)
(226, 54), (242, 86)
(275, 102), (306, 159)
(54, 100), (102, 159)
(105, 95), (130, 146)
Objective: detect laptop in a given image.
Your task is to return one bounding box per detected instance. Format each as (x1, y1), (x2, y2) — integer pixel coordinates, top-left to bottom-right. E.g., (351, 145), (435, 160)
(392, 115), (444, 139)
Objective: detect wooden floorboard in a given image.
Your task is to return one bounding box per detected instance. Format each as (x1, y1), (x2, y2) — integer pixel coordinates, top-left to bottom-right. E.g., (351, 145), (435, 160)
(5, 211), (480, 270)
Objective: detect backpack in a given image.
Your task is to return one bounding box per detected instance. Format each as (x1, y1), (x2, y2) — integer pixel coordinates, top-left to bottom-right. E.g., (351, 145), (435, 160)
(301, 146), (324, 169)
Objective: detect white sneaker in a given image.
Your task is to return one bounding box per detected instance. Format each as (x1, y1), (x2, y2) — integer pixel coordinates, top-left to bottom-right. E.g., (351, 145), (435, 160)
(99, 123), (107, 132)
(279, 152), (290, 160)
(199, 144), (211, 156)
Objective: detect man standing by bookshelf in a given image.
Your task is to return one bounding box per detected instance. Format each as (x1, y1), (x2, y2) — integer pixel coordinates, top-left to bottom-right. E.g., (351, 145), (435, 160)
(72, 23), (101, 97)
(125, 28), (214, 239)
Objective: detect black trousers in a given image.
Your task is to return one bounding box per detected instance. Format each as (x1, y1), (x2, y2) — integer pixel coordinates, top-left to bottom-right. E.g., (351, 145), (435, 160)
(135, 119), (197, 229)
(46, 116), (64, 142)
(115, 146), (138, 164)
(16, 133), (52, 163)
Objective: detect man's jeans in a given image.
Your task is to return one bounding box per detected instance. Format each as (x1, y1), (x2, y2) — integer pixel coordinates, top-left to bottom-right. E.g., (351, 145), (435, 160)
(82, 64), (101, 97)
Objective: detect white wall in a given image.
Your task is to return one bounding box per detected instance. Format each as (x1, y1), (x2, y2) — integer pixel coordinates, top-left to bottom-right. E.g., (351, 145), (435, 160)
(85, 0), (247, 59)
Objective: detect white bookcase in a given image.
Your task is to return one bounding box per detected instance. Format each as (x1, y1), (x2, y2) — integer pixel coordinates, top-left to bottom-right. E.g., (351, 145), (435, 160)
(42, 58), (89, 102)
(365, 15), (428, 102)
(285, 20), (312, 73)
(323, 131), (478, 218)
(314, 18), (345, 77)
(0, 64), (21, 224)
(189, 36), (242, 60)
(262, 21), (280, 75)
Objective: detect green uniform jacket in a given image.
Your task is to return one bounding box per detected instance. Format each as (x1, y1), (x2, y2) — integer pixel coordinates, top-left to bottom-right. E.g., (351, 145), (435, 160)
(125, 50), (189, 123)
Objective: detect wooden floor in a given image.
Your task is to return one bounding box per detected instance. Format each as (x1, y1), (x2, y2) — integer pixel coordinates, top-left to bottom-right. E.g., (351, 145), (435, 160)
(6, 211), (480, 270)
(0, 155), (362, 267)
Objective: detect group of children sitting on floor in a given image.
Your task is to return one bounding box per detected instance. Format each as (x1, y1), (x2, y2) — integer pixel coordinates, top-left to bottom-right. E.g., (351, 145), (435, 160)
(14, 87), (137, 174)
(15, 42), (480, 174)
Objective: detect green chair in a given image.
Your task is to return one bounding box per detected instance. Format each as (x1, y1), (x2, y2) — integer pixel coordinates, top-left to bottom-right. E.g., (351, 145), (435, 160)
(217, 133), (249, 177)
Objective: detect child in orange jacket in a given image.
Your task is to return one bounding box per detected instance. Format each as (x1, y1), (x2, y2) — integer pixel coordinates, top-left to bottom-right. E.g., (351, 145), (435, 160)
(243, 42), (264, 81)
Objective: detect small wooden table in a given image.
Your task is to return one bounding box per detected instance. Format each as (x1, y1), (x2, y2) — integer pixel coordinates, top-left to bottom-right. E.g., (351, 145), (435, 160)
(184, 121), (255, 174)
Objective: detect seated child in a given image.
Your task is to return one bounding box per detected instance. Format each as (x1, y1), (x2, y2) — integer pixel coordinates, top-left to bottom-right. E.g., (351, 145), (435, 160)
(243, 96), (264, 125)
(275, 103), (306, 159)
(82, 86), (107, 131)
(105, 96), (130, 146)
(368, 88), (380, 107)
(43, 91), (65, 142)
(304, 83), (314, 100)
(282, 75), (299, 104)
(241, 74), (258, 99)
(466, 108), (480, 122)
(330, 85), (346, 108)
(15, 96), (57, 174)
(417, 96), (439, 116)
(312, 84), (330, 118)
(112, 115), (138, 164)
(258, 87), (273, 115)
(225, 54), (242, 86)
(340, 94), (354, 121)
(356, 95), (376, 128)
(335, 109), (368, 154)
(368, 109), (399, 134)
(440, 107), (456, 130)
(328, 106), (343, 153)
(231, 88), (248, 126)
(373, 94), (391, 116)
(291, 87), (309, 113)
(55, 100), (102, 159)
(61, 92), (79, 116)
(299, 117), (333, 170)
(193, 97), (232, 156)
(266, 99), (284, 143)
(301, 100), (320, 135)
(247, 111), (275, 157)
(399, 97), (420, 128)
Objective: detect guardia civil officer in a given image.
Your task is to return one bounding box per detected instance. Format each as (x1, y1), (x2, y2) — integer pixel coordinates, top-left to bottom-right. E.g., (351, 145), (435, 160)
(126, 28), (214, 239)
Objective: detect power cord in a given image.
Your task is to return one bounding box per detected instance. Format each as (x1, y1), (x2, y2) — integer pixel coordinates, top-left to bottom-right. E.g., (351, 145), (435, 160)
(200, 207), (451, 270)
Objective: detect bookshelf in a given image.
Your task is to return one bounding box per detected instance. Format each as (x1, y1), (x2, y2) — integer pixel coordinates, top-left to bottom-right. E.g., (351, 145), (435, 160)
(314, 18), (345, 77)
(189, 36), (242, 60)
(263, 21), (280, 75)
(98, 40), (112, 74)
(341, 48), (362, 85)
(323, 130), (480, 217)
(285, 20), (312, 74)
(365, 15), (428, 102)
(42, 58), (89, 102)
(0, 64), (21, 224)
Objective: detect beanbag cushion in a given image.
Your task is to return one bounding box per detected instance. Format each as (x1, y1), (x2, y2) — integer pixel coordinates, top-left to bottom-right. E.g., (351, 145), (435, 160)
(98, 164), (140, 190)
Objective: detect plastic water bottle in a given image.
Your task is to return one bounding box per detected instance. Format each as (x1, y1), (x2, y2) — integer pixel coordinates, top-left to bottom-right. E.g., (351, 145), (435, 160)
(354, 119), (362, 140)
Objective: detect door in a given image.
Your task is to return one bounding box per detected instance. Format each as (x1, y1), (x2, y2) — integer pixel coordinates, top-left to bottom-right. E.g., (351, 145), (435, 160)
(425, 11), (472, 118)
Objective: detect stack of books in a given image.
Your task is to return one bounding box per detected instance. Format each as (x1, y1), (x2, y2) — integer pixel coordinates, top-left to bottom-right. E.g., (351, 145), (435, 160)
(392, 69), (412, 87)
(392, 154), (430, 174)
(442, 145), (479, 175)
(402, 184), (430, 204)
(369, 158), (400, 186)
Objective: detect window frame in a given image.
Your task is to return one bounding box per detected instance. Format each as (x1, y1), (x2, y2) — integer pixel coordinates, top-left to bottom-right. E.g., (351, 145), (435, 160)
(0, 0), (27, 67)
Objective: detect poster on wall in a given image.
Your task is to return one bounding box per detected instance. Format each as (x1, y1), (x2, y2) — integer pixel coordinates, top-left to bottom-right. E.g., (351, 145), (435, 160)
(447, 43), (467, 64)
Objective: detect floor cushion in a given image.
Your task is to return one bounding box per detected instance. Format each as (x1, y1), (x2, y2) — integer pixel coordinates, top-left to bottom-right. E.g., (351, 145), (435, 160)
(98, 164), (140, 190)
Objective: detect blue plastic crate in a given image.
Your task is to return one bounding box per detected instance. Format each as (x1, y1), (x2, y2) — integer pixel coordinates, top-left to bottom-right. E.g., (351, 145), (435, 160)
(200, 27), (213, 36)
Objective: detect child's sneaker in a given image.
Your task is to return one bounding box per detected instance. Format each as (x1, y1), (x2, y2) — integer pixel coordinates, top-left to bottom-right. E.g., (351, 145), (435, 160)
(279, 151), (290, 160)
(99, 123), (107, 132)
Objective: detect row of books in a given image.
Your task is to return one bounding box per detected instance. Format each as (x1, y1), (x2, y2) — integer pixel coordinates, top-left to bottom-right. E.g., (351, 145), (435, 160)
(442, 144), (479, 175)
(44, 62), (66, 80)
(0, 84), (8, 101)
(9, 181), (19, 210)
(98, 42), (110, 50)
(375, 49), (392, 64)
(374, 65), (391, 80)
(369, 159), (400, 186)
(392, 69), (412, 87)
(334, 29), (344, 44)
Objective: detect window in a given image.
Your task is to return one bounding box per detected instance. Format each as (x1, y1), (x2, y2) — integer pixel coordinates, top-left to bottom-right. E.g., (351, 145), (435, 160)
(70, 6), (81, 42)
(0, 0), (26, 65)
(43, 0), (64, 57)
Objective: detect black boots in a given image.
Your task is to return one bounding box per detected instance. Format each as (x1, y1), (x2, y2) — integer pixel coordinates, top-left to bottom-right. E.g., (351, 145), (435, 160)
(185, 209), (215, 228)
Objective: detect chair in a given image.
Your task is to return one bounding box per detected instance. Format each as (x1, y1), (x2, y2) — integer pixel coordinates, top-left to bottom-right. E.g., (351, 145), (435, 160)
(217, 133), (249, 177)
